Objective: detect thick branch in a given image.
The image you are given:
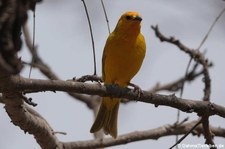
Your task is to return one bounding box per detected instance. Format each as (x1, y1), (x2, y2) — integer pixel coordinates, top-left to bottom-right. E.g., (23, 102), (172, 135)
(1, 76), (225, 119)
(2, 92), (62, 149)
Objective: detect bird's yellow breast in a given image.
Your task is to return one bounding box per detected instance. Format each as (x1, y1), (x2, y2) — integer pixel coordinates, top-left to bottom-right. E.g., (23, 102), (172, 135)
(102, 32), (146, 86)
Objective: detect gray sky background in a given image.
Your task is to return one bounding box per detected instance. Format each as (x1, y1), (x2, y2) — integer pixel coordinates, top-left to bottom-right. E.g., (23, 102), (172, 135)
(0, 0), (225, 148)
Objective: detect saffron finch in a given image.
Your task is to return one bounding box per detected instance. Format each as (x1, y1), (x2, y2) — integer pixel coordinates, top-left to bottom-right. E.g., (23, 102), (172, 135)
(90, 11), (146, 138)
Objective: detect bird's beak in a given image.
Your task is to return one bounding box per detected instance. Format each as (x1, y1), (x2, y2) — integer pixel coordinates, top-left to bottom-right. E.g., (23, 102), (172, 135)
(134, 16), (142, 21)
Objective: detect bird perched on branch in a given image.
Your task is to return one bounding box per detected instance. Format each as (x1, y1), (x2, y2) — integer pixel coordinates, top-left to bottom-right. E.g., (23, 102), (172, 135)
(90, 11), (146, 138)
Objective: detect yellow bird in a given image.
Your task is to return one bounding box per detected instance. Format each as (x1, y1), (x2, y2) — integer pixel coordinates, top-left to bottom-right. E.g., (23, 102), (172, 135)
(90, 11), (146, 138)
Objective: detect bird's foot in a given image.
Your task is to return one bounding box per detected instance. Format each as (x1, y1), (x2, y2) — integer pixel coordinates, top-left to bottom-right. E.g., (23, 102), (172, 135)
(128, 82), (143, 99)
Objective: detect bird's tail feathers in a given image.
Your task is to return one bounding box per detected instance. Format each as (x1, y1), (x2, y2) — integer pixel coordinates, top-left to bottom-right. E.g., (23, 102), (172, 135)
(90, 97), (120, 138)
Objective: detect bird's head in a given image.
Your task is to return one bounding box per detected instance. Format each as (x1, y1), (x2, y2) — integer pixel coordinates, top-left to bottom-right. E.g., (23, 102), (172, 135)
(121, 12), (142, 23)
(114, 12), (142, 34)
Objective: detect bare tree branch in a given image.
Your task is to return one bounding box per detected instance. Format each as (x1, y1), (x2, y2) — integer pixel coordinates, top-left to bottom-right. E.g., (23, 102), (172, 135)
(23, 21), (103, 139)
(151, 25), (216, 147)
(1, 76), (225, 119)
(62, 120), (225, 149)
(2, 91), (62, 149)
(202, 115), (216, 149)
(0, 1), (224, 149)
(22, 23), (99, 110)
(149, 63), (212, 93)
(151, 25), (211, 101)
(169, 118), (202, 149)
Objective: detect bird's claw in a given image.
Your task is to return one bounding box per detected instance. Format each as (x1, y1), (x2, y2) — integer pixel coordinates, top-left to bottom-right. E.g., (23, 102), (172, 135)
(128, 83), (143, 99)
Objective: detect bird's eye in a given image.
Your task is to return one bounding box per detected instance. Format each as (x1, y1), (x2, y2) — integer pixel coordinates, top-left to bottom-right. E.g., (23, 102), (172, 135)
(125, 15), (132, 20)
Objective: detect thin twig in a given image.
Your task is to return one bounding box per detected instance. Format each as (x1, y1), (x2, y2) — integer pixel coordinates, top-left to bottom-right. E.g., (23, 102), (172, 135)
(100, 0), (110, 34)
(197, 7), (225, 50)
(175, 57), (193, 148)
(195, 7), (225, 149)
(169, 119), (202, 149)
(149, 62), (213, 93)
(81, 0), (97, 75)
(28, 9), (36, 78)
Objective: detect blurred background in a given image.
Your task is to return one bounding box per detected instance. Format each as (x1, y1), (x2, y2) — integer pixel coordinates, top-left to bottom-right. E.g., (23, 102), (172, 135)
(0, 0), (225, 148)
